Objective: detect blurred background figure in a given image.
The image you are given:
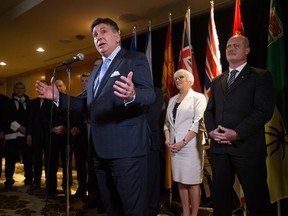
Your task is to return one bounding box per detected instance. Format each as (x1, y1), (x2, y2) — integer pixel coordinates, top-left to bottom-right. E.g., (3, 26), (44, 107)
(146, 87), (164, 215)
(45, 80), (71, 194)
(4, 82), (33, 190)
(70, 73), (90, 199)
(26, 80), (52, 192)
(0, 94), (11, 179)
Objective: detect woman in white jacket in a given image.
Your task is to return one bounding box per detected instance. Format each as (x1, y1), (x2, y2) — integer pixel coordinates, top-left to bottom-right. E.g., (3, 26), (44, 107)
(164, 69), (206, 216)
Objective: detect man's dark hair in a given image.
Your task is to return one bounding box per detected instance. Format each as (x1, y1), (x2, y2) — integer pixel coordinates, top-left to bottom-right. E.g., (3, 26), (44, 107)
(90, 18), (119, 33)
(13, 81), (25, 89)
(81, 72), (90, 78)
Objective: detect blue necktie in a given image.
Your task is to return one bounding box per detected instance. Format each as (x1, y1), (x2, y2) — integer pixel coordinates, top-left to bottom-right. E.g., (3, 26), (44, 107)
(93, 58), (110, 96)
(227, 70), (238, 89)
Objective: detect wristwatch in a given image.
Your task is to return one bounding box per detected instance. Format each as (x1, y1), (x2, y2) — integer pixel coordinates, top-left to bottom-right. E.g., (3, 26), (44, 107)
(183, 139), (188, 145)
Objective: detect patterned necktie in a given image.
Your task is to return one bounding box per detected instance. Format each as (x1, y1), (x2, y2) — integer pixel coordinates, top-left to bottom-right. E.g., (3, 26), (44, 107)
(18, 99), (25, 111)
(227, 70), (238, 89)
(93, 58), (110, 96)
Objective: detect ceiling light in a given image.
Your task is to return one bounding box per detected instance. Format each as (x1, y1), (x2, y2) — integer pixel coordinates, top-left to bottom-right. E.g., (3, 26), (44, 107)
(0, 61), (7, 66)
(36, 47), (45, 52)
(75, 34), (86, 40)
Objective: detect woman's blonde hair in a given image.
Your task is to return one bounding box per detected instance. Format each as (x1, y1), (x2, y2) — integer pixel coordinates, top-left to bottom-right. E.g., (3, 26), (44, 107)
(174, 69), (194, 87)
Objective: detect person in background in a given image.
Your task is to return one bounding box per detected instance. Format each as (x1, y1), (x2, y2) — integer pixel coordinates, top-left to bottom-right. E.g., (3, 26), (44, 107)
(94, 57), (103, 67)
(70, 73), (90, 199)
(35, 17), (155, 215)
(0, 94), (10, 178)
(146, 87), (164, 215)
(204, 35), (275, 216)
(45, 79), (71, 194)
(164, 69), (206, 216)
(4, 82), (33, 190)
(26, 80), (52, 192)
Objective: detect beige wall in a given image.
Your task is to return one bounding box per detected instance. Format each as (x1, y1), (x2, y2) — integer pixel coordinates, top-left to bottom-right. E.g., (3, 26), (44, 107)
(0, 78), (7, 95)
(4, 53), (99, 99)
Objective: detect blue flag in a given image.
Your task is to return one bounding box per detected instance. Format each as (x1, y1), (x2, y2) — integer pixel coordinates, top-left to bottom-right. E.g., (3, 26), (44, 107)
(130, 26), (137, 51)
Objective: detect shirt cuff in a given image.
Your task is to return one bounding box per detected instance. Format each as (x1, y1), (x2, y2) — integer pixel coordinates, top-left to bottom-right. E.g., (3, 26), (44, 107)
(54, 97), (60, 107)
(10, 121), (21, 131)
(124, 94), (136, 106)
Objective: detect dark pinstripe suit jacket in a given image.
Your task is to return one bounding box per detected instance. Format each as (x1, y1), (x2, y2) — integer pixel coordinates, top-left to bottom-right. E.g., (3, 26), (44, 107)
(60, 48), (156, 159)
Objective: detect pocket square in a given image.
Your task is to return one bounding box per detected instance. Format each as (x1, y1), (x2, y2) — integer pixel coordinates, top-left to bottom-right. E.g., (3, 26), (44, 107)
(111, 71), (120, 77)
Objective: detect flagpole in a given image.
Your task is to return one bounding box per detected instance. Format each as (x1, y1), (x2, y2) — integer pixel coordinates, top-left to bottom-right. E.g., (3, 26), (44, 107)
(133, 25), (137, 46)
(145, 20), (153, 83)
(130, 25), (137, 51)
(162, 12), (174, 208)
(167, 13), (172, 208)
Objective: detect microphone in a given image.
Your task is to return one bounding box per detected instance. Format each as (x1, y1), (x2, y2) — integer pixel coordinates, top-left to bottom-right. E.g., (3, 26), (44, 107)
(56, 53), (85, 67)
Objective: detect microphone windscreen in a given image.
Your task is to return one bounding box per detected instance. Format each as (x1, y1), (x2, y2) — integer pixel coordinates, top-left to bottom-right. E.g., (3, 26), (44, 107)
(77, 53), (85, 61)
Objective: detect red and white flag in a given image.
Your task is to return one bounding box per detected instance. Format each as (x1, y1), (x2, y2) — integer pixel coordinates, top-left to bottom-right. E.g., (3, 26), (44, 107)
(178, 8), (201, 93)
(233, 0), (246, 208)
(204, 0), (222, 100)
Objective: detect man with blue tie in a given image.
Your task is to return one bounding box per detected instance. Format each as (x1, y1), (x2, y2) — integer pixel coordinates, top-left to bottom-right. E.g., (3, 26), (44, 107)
(36, 18), (155, 215)
(204, 35), (275, 216)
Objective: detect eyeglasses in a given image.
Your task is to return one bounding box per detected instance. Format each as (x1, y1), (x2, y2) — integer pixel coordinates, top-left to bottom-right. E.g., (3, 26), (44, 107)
(174, 75), (185, 81)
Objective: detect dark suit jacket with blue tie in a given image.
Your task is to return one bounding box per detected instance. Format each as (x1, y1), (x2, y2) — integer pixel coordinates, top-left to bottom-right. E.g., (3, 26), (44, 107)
(205, 64), (275, 157)
(204, 64), (275, 216)
(60, 48), (156, 159)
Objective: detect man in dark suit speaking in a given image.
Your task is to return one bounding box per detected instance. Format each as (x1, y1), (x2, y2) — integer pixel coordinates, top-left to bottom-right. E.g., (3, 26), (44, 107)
(204, 35), (275, 216)
(36, 18), (155, 215)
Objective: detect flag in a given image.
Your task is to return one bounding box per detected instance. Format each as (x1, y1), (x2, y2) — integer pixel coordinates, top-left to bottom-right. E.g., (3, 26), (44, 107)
(202, 0), (222, 202)
(233, 0), (245, 35)
(145, 20), (153, 83)
(204, 0), (222, 100)
(161, 13), (175, 191)
(130, 26), (137, 51)
(178, 8), (202, 93)
(161, 14), (175, 102)
(265, 0), (288, 203)
(233, 0), (246, 206)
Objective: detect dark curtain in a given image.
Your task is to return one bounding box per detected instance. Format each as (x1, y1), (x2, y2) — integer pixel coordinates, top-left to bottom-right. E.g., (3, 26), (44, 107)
(121, 0), (288, 89)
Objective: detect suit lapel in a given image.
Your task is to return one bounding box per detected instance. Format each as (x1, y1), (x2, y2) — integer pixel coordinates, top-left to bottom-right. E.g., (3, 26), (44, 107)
(87, 66), (100, 104)
(174, 89), (193, 124)
(221, 71), (229, 93)
(225, 64), (251, 95)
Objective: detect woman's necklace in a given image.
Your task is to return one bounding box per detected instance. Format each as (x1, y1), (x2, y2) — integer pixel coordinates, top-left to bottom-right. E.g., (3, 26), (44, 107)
(176, 92), (187, 103)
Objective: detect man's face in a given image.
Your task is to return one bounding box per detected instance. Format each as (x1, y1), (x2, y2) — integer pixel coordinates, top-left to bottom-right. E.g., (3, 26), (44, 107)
(226, 36), (250, 64)
(80, 76), (89, 90)
(94, 58), (103, 66)
(14, 84), (25, 97)
(92, 23), (120, 57)
(55, 81), (66, 93)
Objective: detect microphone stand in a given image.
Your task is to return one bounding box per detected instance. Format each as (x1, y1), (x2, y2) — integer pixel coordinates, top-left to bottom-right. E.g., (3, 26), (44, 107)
(65, 64), (71, 216)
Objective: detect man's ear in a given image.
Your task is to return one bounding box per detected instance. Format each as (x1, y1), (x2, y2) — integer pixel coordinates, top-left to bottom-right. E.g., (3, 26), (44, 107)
(245, 47), (251, 55)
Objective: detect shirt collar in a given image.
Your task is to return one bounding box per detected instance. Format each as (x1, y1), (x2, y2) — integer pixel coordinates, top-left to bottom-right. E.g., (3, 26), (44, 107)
(14, 96), (25, 101)
(229, 62), (247, 74)
(103, 46), (121, 63)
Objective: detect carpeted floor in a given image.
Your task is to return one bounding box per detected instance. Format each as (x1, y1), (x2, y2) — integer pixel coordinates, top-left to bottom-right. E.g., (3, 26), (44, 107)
(0, 161), (215, 216)
(0, 162), (107, 216)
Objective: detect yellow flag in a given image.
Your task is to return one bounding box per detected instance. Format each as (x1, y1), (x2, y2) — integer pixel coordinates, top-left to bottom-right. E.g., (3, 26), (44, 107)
(265, 107), (288, 203)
